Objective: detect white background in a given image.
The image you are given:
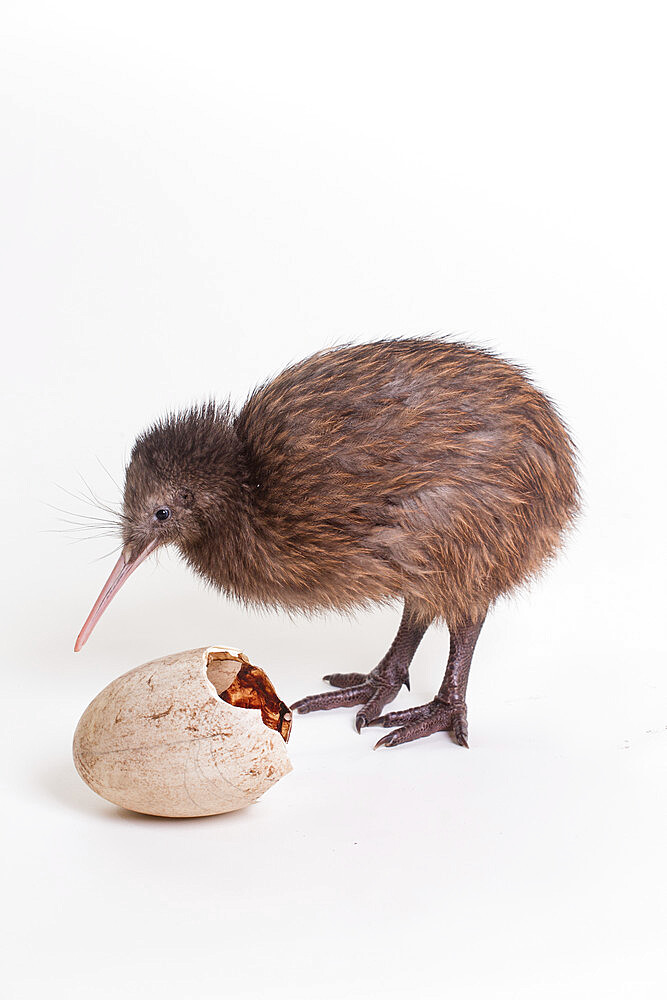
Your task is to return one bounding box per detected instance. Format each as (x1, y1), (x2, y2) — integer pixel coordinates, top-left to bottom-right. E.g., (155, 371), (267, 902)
(2, 2), (665, 998)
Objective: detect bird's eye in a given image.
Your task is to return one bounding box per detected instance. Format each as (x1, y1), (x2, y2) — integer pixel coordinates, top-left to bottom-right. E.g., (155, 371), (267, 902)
(155, 507), (171, 522)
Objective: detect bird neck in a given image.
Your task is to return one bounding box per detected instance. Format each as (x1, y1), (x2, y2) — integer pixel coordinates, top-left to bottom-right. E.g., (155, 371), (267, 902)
(177, 438), (264, 594)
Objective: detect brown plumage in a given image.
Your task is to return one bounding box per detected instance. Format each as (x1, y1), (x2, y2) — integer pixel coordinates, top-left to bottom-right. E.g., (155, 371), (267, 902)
(75, 338), (579, 749)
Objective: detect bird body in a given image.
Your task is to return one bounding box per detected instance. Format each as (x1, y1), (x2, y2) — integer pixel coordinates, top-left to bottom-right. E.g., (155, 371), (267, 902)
(186, 338), (578, 625)
(76, 337), (579, 748)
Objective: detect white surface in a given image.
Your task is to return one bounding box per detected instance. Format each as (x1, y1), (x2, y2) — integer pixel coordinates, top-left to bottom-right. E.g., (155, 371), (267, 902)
(1, 3), (665, 998)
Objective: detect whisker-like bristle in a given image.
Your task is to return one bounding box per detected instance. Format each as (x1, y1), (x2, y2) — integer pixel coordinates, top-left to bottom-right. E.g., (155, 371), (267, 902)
(54, 482), (129, 522)
(77, 472), (126, 521)
(43, 503), (120, 527)
(91, 543), (123, 562)
(56, 483), (120, 517)
(41, 527), (120, 537)
(56, 521), (120, 532)
(95, 455), (123, 493)
(65, 532), (120, 544)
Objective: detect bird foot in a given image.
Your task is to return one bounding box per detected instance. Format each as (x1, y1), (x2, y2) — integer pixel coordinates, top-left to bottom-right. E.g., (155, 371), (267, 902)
(367, 698), (469, 749)
(291, 669), (407, 733)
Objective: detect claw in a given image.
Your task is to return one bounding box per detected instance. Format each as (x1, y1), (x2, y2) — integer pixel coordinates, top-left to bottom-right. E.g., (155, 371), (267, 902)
(290, 698), (312, 714)
(355, 713), (367, 733)
(373, 733), (395, 750)
(453, 723), (469, 748)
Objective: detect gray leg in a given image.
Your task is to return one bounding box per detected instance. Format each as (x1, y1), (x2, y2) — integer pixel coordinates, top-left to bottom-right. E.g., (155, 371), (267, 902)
(291, 603), (431, 732)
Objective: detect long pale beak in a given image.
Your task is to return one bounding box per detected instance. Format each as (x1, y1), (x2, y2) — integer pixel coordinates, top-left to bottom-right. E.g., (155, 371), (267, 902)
(74, 540), (159, 652)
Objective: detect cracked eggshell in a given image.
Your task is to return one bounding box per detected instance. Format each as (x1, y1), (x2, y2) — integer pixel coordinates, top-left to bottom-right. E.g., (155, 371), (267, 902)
(73, 646), (293, 818)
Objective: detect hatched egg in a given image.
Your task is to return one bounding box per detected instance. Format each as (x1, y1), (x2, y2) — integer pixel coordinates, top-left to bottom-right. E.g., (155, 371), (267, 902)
(73, 645), (292, 817)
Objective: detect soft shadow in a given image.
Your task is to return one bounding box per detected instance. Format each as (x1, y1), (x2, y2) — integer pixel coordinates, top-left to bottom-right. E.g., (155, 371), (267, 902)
(36, 759), (253, 825)
(110, 804), (252, 826)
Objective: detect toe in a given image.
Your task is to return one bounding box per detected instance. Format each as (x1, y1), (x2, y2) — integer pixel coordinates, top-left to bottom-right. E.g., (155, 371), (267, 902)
(366, 703), (436, 729)
(373, 722), (423, 749)
(373, 722), (430, 749)
(371, 701), (468, 749)
(354, 686), (399, 732)
(323, 672), (368, 688)
(290, 684), (369, 714)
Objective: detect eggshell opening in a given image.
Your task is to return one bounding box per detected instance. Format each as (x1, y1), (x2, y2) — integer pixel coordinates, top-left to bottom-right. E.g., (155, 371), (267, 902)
(206, 649), (292, 743)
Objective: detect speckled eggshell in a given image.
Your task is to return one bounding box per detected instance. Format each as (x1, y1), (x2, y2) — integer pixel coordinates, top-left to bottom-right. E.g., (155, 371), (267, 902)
(73, 646), (292, 817)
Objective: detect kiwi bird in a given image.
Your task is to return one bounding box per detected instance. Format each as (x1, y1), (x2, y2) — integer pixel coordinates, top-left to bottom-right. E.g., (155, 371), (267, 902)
(74, 338), (579, 749)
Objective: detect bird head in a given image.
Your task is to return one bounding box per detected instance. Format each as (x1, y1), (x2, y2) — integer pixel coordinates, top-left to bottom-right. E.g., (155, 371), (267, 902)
(74, 403), (242, 651)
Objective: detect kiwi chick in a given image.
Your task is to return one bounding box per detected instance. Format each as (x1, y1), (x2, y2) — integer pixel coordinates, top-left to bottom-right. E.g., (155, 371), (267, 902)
(75, 338), (579, 749)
